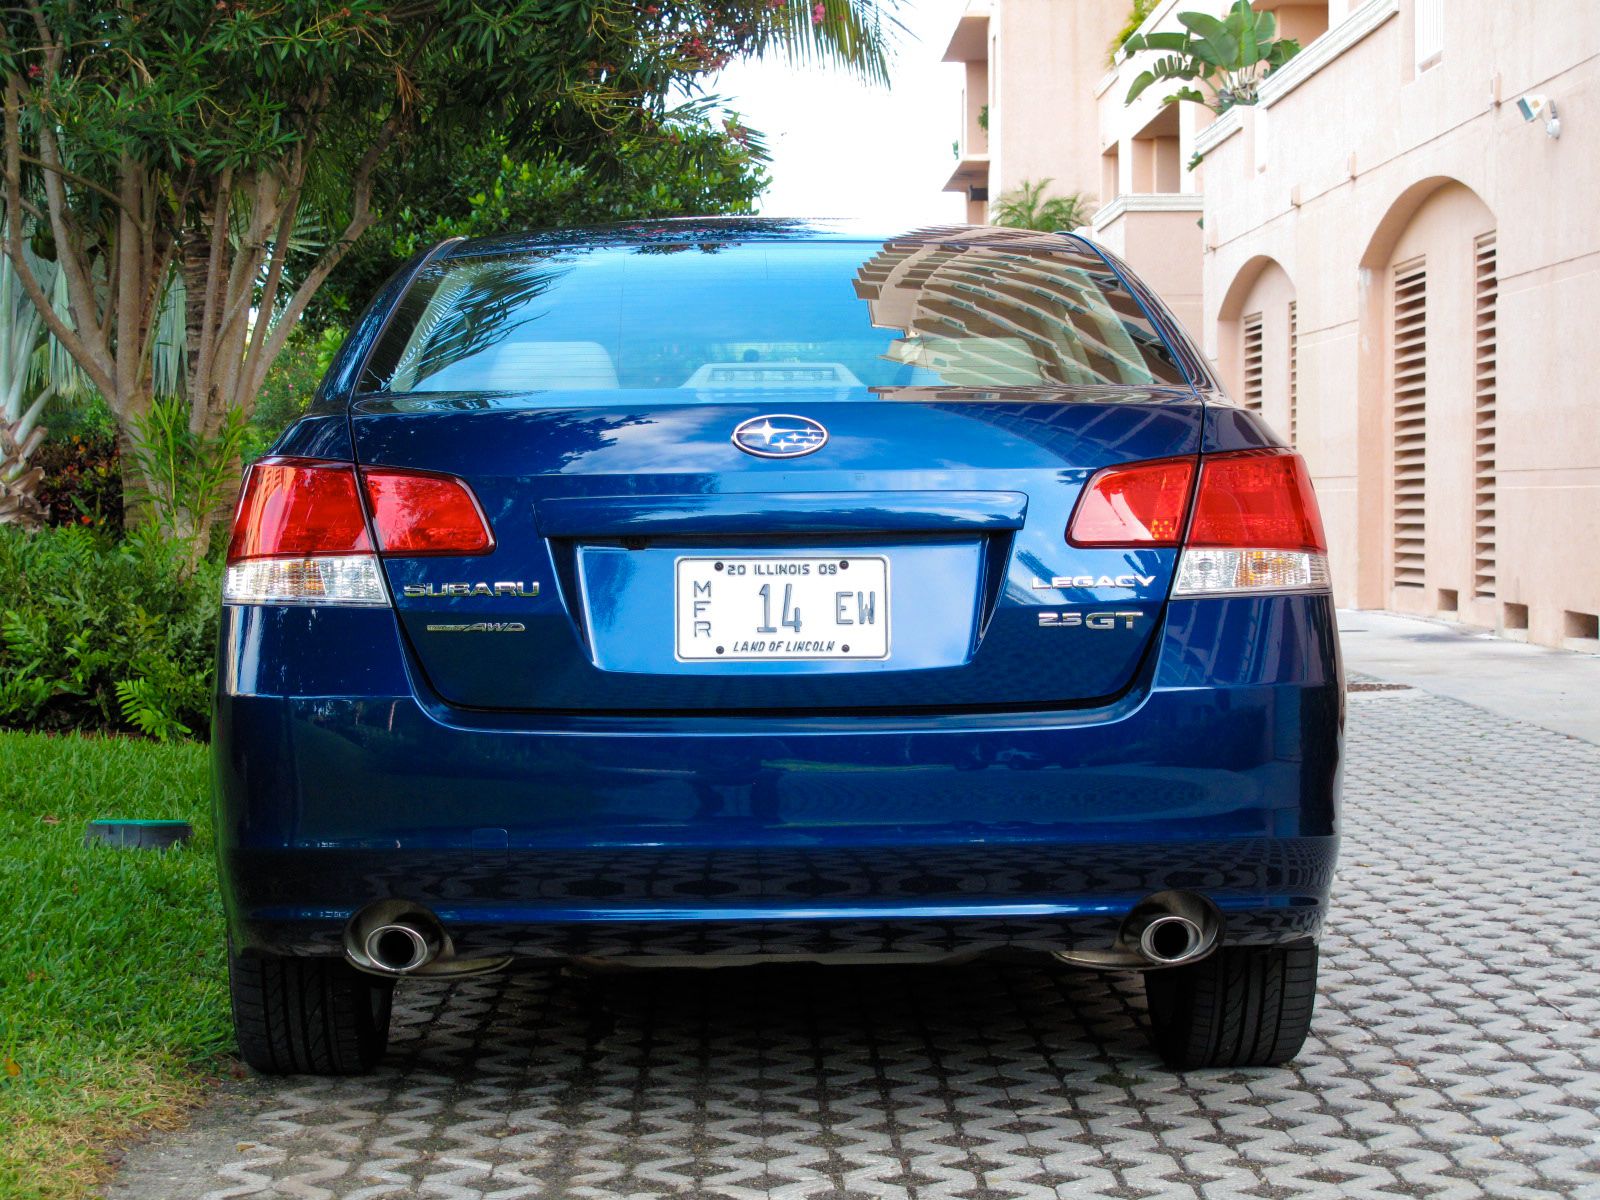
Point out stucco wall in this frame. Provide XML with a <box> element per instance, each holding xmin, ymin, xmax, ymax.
<box><xmin>1201</xmin><ymin>0</ymin><xmax>1600</xmax><ymax>650</ymax></box>
<box><xmin>990</xmin><ymin>0</ymin><xmax>1126</xmax><ymax>207</ymax></box>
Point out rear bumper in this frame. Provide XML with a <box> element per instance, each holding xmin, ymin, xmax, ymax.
<box><xmin>214</xmin><ymin>594</ymin><xmax>1343</xmax><ymax>961</ymax></box>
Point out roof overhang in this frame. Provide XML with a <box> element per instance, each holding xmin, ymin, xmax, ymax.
<box><xmin>942</xmin><ymin>156</ymin><xmax>991</xmax><ymax>195</ymax></box>
<box><xmin>942</xmin><ymin>9</ymin><xmax>990</xmax><ymax>62</ymax></box>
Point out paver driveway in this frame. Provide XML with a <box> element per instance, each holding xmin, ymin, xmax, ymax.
<box><xmin>111</xmin><ymin>683</ymin><xmax>1600</xmax><ymax>1199</ymax></box>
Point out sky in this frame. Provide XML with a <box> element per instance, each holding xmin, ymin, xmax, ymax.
<box><xmin>708</xmin><ymin>0</ymin><xmax>971</xmax><ymax>230</ymax></box>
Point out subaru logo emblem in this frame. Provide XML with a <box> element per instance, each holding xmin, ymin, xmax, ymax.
<box><xmin>730</xmin><ymin>414</ymin><xmax>829</xmax><ymax>459</ymax></box>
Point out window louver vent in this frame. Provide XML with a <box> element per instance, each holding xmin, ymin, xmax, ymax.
<box><xmin>1473</xmin><ymin>233</ymin><xmax>1497</xmax><ymax>598</ymax></box>
<box><xmin>1287</xmin><ymin>301</ymin><xmax>1299</xmax><ymax>447</ymax></box>
<box><xmin>1392</xmin><ymin>259</ymin><xmax>1427</xmax><ymax>589</ymax></box>
<box><xmin>1242</xmin><ymin>312</ymin><xmax>1264</xmax><ymax>413</ymax></box>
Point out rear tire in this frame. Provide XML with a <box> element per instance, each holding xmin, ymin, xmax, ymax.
<box><xmin>228</xmin><ymin>949</ymin><xmax>394</xmax><ymax>1075</ymax></box>
<box><xmin>1143</xmin><ymin>942</ymin><xmax>1318</xmax><ymax>1068</ymax></box>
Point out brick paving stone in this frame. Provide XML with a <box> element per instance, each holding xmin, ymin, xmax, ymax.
<box><xmin>108</xmin><ymin>688</ymin><xmax>1600</xmax><ymax>1199</ymax></box>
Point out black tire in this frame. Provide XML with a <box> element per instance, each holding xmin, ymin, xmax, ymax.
<box><xmin>1144</xmin><ymin>942</ymin><xmax>1318</xmax><ymax>1069</ymax></box>
<box><xmin>228</xmin><ymin>949</ymin><xmax>394</xmax><ymax>1075</ymax></box>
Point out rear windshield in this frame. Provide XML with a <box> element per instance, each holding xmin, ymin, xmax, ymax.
<box><xmin>357</xmin><ymin>238</ymin><xmax>1187</xmax><ymax>396</ymax></box>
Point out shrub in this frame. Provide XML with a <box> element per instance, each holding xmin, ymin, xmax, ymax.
<box><xmin>33</xmin><ymin>430</ymin><xmax>124</xmax><ymax>534</ymax></box>
<box><xmin>1108</xmin><ymin>0</ymin><xmax>1159</xmax><ymax>67</ymax></box>
<box><xmin>0</xmin><ymin>524</ymin><xmax>219</xmax><ymax>739</ymax></box>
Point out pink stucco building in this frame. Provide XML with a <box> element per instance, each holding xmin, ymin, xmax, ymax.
<box><xmin>946</xmin><ymin>0</ymin><xmax>1600</xmax><ymax>652</ymax></box>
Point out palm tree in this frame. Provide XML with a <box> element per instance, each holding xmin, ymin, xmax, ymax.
<box><xmin>0</xmin><ymin>247</ymin><xmax>90</xmax><ymax>528</ymax></box>
<box><xmin>990</xmin><ymin>180</ymin><xmax>1094</xmax><ymax>232</ymax></box>
<box><xmin>747</xmin><ymin>0</ymin><xmax>907</xmax><ymax>86</ymax></box>
<box><xmin>0</xmin><ymin>234</ymin><xmax>188</xmax><ymax>530</ymax></box>
<box><xmin>1122</xmin><ymin>1</ymin><xmax>1300</xmax><ymax>112</ymax></box>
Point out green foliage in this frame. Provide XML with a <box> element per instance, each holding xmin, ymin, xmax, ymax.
<box><xmin>127</xmin><ymin>397</ymin><xmax>249</xmax><ymax>565</ymax></box>
<box><xmin>1122</xmin><ymin>1</ymin><xmax>1301</xmax><ymax>111</ymax></box>
<box><xmin>308</xmin><ymin>122</ymin><xmax>771</xmax><ymax>325</ymax></box>
<box><xmin>0</xmin><ymin>525</ymin><xmax>219</xmax><ymax>739</ymax></box>
<box><xmin>1</xmin><ymin>0</ymin><xmax>899</xmax><ymax>543</ymax></box>
<box><xmin>37</xmin><ymin>392</ymin><xmax>116</xmax><ymax>442</ymax></box>
<box><xmin>1107</xmin><ymin>0</ymin><xmax>1160</xmax><ymax>68</ymax></box>
<box><xmin>113</xmin><ymin>678</ymin><xmax>193</xmax><ymax>742</ymax></box>
<box><xmin>978</xmin><ymin>104</ymin><xmax>989</xmax><ymax>132</ymax></box>
<box><xmin>990</xmin><ymin>180</ymin><xmax>1094</xmax><ymax>232</ymax></box>
<box><xmin>33</xmin><ymin>429</ymin><xmax>124</xmax><ymax>534</ymax></box>
<box><xmin>0</xmin><ymin>1</ymin><xmax>856</xmax><ymax>215</ymax></box>
<box><xmin>0</xmin><ymin>730</ymin><xmax>224</xmax><ymax>1200</ymax></box>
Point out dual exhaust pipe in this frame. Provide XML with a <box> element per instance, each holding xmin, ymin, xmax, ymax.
<box><xmin>347</xmin><ymin>894</ymin><xmax>1218</xmax><ymax>977</ymax></box>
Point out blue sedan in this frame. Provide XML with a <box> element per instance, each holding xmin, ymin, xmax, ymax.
<box><xmin>215</xmin><ymin>220</ymin><xmax>1340</xmax><ymax>1074</ymax></box>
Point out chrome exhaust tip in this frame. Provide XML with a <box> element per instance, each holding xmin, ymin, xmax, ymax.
<box><xmin>1051</xmin><ymin>891</ymin><xmax>1223</xmax><ymax>970</ymax></box>
<box><xmin>344</xmin><ymin>903</ymin><xmax>509</xmax><ymax>978</ymax></box>
<box><xmin>1137</xmin><ymin>913</ymin><xmax>1206</xmax><ymax>965</ymax></box>
<box><xmin>363</xmin><ymin>922</ymin><xmax>440</xmax><ymax>974</ymax></box>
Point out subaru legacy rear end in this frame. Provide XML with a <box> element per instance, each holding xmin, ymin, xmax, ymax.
<box><xmin>214</xmin><ymin>221</ymin><xmax>1341</xmax><ymax>1075</ymax></box>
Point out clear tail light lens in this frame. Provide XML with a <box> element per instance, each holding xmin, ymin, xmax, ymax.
<box><xmin>1172</xmin><ymin>547</ymin><xmax>1331</xmax><ymax>596</ymax></box>
<box><xmin>223</xmin><ymin>556</ymin><xmax>389</xmax><ymax>607</ymax></box>
<box><xmin>224</xmin><ymin>457</ymin><xmax>493</xmax><ymax>606</ymax></box>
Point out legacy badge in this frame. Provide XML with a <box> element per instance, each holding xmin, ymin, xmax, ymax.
<box><xmin>1032</xmin><ymin>575</ymin><xmax>1155</xmax><ymax>590</ymax></box>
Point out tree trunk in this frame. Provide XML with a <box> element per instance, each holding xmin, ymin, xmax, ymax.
<box><xmin>0</xmin><ymin>415</ymin><xmax>46</xmax><ymax>528</ymax></box>
<box><xmin>113</xmin><ymin>392</ymin><xmax>154</xmax><ymax>531</ymax></box>
<box><xmin>196</xmin><ymin>447</ymin><xmax>246</xmax><ymax>562</ymax></box>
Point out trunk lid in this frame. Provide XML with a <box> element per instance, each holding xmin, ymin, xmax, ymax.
<box><xmin>352</xmin><ymin>386</ymin><xmax>1202</xmax><ymax>713</ymax></box>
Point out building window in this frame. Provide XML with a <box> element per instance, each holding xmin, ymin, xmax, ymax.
<box><xmin>1287</xmin><ymin>301</ymin><xmax>1299</xmax><ymax>447</ymax></box>
<box><xmin>1242</xmin><ymin>312</ymin><xmax>1264</xmax><ymax>413</ymax></box>
<box><xmin>1392</xmin><ymin>258</ymin><xmax>1427</xmax><ymax>589</ymax></box>
<box><xmin>1414</xmin><ymin>0</ymin><xmax>1444</xmax><ymax>71</ymax></box>
<box><xmin>1473</xmin><ymin>232</ymin><xmax>1497</xmax><ymax>598</ymax></box>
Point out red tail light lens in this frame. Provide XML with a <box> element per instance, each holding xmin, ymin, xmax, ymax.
<box><xmin>1189</xmin><ymin>451</ymin><xmax>1326</xmax><ymax>552</ymax></box>
<box><xmin>362</xmin><ymin>469</ymin><xmax>494</xmax><ymax>556</ymax></box>
<box><xmin>227</xmin><ymin>458</ymin><xmax>371</xmax><ymax>563</ymax></box>
<box><xmin>1067</xmin><ymin>457</ymin><xmax>1195</xmax><ymax>546</ymax></box>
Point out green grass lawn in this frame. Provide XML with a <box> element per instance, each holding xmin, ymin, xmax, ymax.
<box><xmin>0</xmin><ymin>731</ymin><xmax>229</xmax><ymax>1200</ymax></box>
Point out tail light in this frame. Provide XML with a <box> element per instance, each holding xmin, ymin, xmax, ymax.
<box><xmin>362</xmin><ymin>468</ymin><xmax>494</xmax><ymax>556</ymax></box>
<box><xmin>1067</xmin><ymin>449</ymin><xmax>1329</xmax><ymax>597</ymax></box>
<box><xmin>223</xmin><ymin>457</ymin><xmax>492</xmax><ymax>606</ymax></box>
<box><xmin>1175</xmin><ymin>450</ymin><xmax>1328</xmax><ymax>596</ymax></box>
<box><xmin>1066</xmin><ymin>457</ymin><xmax>1194</xmax><ymax>547</ymax></box>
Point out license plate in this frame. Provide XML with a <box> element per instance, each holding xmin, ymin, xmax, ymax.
<box><xmin>675</xmin><ymin>556</ymin><xmax>889</xmax><ymax>661</ymax></box>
